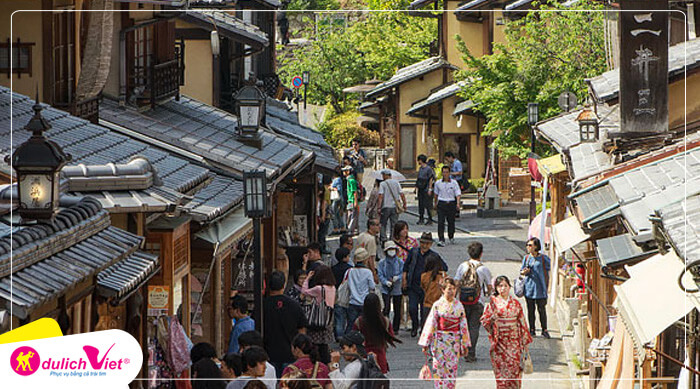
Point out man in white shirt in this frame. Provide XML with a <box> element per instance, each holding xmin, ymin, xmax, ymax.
<box><xmin>329</xmin><ymin>331</ymin><xmax>366</xmax><ymax>389</ymax></box>
<box><xmin>377</xmin><ymin>170</ymin><xmax>406</xmax><ymax>243</ymax></box>
<box><xmin>433</xmin><ymin>165</ymin><xmax>461</xmax><ymax>247</ymax></box>
<box><xmin>454</xmin><ymin>242</ymin><xmax>493</xmax><ymax>363</ymax></box>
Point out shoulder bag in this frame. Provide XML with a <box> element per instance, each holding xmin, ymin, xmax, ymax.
<box><xmin>336</xmin><ymin>269</ymin><xmax>352</xmax><ymax>307</ymax></box>
<box><xmin>521</xmin><ymin>346</ymin><xmax>533</xmax><ymax>374</ymax></box>
<box><xmin>386</xmin><ymin>182</ymin><xmax>405</xmax><ymax>214</ymax></box>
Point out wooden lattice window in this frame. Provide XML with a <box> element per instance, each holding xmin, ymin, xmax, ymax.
<box><xmin>52</xmin><ymin>11</ymin><xmax>76</xmax><ymax>106</ymax></box>
<box><xmin>173</xmin><ymin>233</ymin><xmax>188</xmax><ymax>273</ymax></box>
<box><xmin>0</xmin><ymin>39</ymin><xmax>34</xmax><ymax>77</ymax></box>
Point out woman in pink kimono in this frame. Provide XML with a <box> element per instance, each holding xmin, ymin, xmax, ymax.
<box><xmin>418</xmin><ymin>277</ymin><xmax>470</xmax><ymax>389</ymax></box>
<box><xmin>480</xmin><ymin>275</ymin><xmax>533</xmax><ymax>389</ymax></box>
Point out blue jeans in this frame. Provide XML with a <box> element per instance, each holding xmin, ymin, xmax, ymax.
<box><xmin>346</xmin><ymin>304</ymin><xmax>363</xmax><ymax>335</ymax></box>
<box><xmin>407</xmin><ymin>288</ymin><xmax>425</xmax><ymax>331</ymax></box>
<box><xmin>332</xmin><ymin>199</ymin><xmax>346</xmax><ymax>230</ymax></box>
<box><xmin>334</xmin><ymin>305</ymin><xmax>348</xmax><ymax>339</ymax></box>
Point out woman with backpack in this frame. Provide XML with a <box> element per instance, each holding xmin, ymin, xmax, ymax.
<box><xmin>352</xmin><ymin>293</ymin><xmax>401</xmax><ymax>374</ymax></box>
<box><xmin>282</xmin><ymin>334</ymin><xmax>332</xmax><ymax>389</ymax></box>
<box><xmin>481</xmin><ymin>275</ymin><xmax>532</xmax><ymax>389</ymax></box>
<box><xmin>301</xmin><ymin>265</ymin><xmax>336</xmax><ymax>364</ymax></box>
<box><xmin>418</xmin><ymin>277</ymin><xmax>470</xmax><ymax>389</ymax></box>
<box><xmin>365</xmin><ymin>179</ymin><xmax>383</xmax><ymax>221</ymax></box>
<box><xmin>520</xmin><ymin>237</ymin><xmax>551</xmax><ymax>339</ymax></box>
<box><xmin>421</xmin><ymin>253</ymin><xmax>448</xmax><ymax>322</ymax></box>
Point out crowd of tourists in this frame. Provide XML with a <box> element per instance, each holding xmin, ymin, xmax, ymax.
<box><xmin>185</xmin><ymin>141</ymin><xmax>552</xmax><ymax>389</ymax></box>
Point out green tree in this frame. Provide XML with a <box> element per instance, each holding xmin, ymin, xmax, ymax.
<box><xmin>278</xmin><ymin>7</ymin><xmax>436</xmax><ymax>114</ymax></box>
<box><xmin>455</xmin><ymin>0</ymin><xmax>608</xmax><ymax>158</ymax></box>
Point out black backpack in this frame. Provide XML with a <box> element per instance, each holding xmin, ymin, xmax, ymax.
<box><xmin>356</xmin><ymin>354</ymin><xmax>390</xmax><ymax>389</ymax></box>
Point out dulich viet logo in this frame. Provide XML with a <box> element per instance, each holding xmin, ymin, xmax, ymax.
<box><xmin>11</xmin><ymin>346</ymin><xmax>41</xmax><ymax>376</ymax></box>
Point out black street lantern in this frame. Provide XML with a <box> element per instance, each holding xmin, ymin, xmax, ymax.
<box><xmin>243</xmin><ymin>169</ymin><xmax>268</xmax><ymax>335</ymax></box>
<box><xmin>576</xmin><ymin>104</ymin><xmax>599</xmax><ymax>143</ymax></box>
<box><xmin>527</xmin><ymin>102</ymin><xmax>539</xmax><ymax>126</ymax></box>
<box><xmin>5</xmin><ymin>96</ymin><xmax>71</xmax><ymax>220</ymax></box>
<box><xmin>243</xmin><ymin>170</ymin><xmax>268</xmax><ymax>219</ymax></box>
<box><xmin>234</xmin><ymin>85</ymin><xmax>266</xmax><ymax>148</ymax></box>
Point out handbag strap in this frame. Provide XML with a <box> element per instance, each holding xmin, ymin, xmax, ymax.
<box><xmin>387</xmin><ymin>181</ymin><xmax>400</xmax><ymax>205</ymax></box>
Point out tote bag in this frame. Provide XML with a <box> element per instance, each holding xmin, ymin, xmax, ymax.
<box><xmin>303</xmin><ymin>286</ymin><xmax>334</xmax><ymax>330</ymax></box>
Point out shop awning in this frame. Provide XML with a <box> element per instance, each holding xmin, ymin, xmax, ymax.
<box><xmin>614</xmin><ymin>252</ymin><xmax>700</xmax><ymax>359</ymax></box>
<box><xmin>551</xmin><ymin>216</ymin><xmax>590</xmax><ymax>254</ymax></box>
<box><xmin>195</xmin><ymin>207</ymin><xmax>252</xmax><ymax>255</ymax></box>
<box><xmin>537</xmin><ymin>154</ymin><xmax>567</xmax><ymax>176</ymax></box>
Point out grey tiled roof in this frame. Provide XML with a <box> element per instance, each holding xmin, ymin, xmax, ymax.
<box><xmin>657</xmin><ymin>193</ymin><xmax>700</xmax><ymax>264</ymax></box>
<box><xmin>505</xmin><ymin>0</ymin><xmax>533</xmax><ymax>10</ymax></box>
<box><xmin>587</xmin><ymin>38</ymin><xmax>700</xmax><ymax>102</ymax></box>
<box><xmin>366</xmin><ymin>57</ymin><xmax>457</xmax><ymax>98</ymax></box>
<box><xmin>0</xmin><ymin>87</ymin><xmax>241</xmax><ymax>221</ymax></box>
<box><xmin>456</xmin><ymin>0</ymin><xmax>491</xmax><ymax>11</ymax></box>
<box><xmin>569</xmin><ymin>142</ymin><xmax>612</xmax><ymax>180</ymax></box>
<box><xmin>534</xmin><ymin>104</ymin><xmax>619</xmax><ymax>153</ymax></box>
<box><xmin>571</xmin><ymin>144</ymin><xmax>700</xmax><ymax>239</ymax></box>
<box><xmin>407</xmin><ymin>81</ymin><xmax>465</xmax><ymax>116</ymax></box>
<box><xmin>97</xmin><ymin>250</ymin><xmax>159</xmax><ymax>299</ymax></box>
<box><xmin>182</xmin><ymin>11</ymin><xmax>269</xmax><ymax>47</ymax></box>
<box><xmin>408</xmin><ymin>0</ymin><xmax>439</xmax><ymax>9</ymax></box>
<box><xmin>190</xmin><ymin>0</ymin><xmax>281</xmax><ymax>7</ymax></box>
<box><xmin>266</xmin><ymin>101</ymin><xmax>338</xmax><ymax>172</ymax></box>
<box><xmin>0</xmin><ymin>198</ymin><xmax>157</xmax><ymax>319</ymax></box>
<box><xmin>453</xmin><ymin>100</ymin><xmax>476</xmax><ymax>116</ymax></box>
<box><xmin>595</xmin><ymin>233</ymin><xmax>649</xmax><ymax>268</ymax></box>
<box><xmin>571</xmin><ymin>183</ymin><xmax>621</xmax><ymax>228</ymax></box>
<box><xmin>100</xmin><ymin>97</ymin><xmax>303</xmax><ymax>179</ymax></box>
<box><xmin>185</xmin><ymin>175</ymin><xmax>243</xmax><ymax>222</ymax></box>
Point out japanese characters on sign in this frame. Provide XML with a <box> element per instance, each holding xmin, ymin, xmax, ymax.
<box><xmin>619</xmin><ymin>1</ymin><xmax>668</xmax><ymax>136</ymax></box>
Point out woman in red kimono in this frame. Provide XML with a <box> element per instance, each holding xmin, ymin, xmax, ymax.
<box><xmin>481</xmin><ymin>275</ymin><xmax>533</xmax><ymax>389</ymax></box>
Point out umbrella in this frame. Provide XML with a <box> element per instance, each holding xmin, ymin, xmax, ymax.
<box><xmin>528</xmin><ymin>208</ymin><xmax>551</xmax><ymax>245</ymax></box>
<box><xmin>371</xmin><ymin>169</ymin><xmax>406</xmax><ymax>182</ymax></box>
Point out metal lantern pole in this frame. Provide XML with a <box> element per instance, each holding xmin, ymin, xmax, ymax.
<box><xmin>253</xmin><ymin>216</ymin><xmax>262</xmax><ymax>334</ymax></box>
<box><xmin>302</xmin><ymin>71</ymin><xmax>309</xmax><ymax>110</ymax></box>
<box><xmin>528</xmin><ymin>103</ymin><xmax>539</xmax><ymax>222</ymax></box>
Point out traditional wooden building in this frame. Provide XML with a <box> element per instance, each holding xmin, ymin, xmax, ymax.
<box><xmin>536</xmin><ymin>36</ymin><xmax>700</xmax><ymax>388</ymax></box>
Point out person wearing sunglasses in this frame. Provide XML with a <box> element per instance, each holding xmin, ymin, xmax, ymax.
<box><xmin>519</xmin><ymin>237</ymin><xmax>551</xmax><ymax>339</ymax></box>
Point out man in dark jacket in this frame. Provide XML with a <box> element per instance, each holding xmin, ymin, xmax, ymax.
<box><xmin>401</xmin><ymin>232</ymin><xmax>448</xmax><ymax>337</ymax></box>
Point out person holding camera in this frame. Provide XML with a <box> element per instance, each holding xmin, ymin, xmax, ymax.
<box><xmin>520</xmin><ymin>237</ymin><xmax>551</xmax><ymax>339</ymax></box>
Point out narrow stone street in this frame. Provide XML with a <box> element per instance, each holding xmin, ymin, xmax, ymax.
<box><xmin>326</xmin><ymin>177</ymin><xmax>574</xmax><ymax>388</ymax></box>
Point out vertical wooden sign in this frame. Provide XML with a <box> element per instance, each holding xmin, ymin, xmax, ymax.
<box><xmin>619</xmin><ymin>1</ymin><xmax>669</xmax><ymax>136</ymax></box>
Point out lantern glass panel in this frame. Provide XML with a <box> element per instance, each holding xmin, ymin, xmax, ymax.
<box><xmin>240</xmin><ymin>105</ymin><xmax>261</xmax><ymax>128</ymax></box>
<box><xmin>19</xmin><ymin>173</ymin><xmax>54</xmax><ymax>210</ymax></box>
<box><xmin>528</xmin><ymin>103</ymin><xmax>539</xmax><ymax>125</ymax></box>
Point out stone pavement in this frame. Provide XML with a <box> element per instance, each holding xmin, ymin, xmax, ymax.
<box><xmin>324</xmin><ymin>178</ymin><xmax>575</xmax><ymax>388</ymax></box>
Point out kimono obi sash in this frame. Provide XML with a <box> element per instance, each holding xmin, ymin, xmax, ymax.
<box><xmin>495</xmin><ymin>316</ymin><xmax>518</xmax><ymax>330</ymax></box>
<box><xmin>437</xmin><ymin>316</ymin><xmax>460</xmax><ymax>332</ymax></box>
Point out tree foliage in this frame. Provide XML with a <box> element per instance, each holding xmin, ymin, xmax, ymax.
<box><xmin>278</xmin><ymin>6</ymin><xmax>436</xmax><ymax>114</ymax></box>
<box><xmin>318</xmin><ymin>110</ymin><xmax>380</xmax><ymax>148</ymax></box>
<box><xmin>455</xmin><ymin>0</ymin><xmax>608</xmax><ymax>158</ymax></box>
